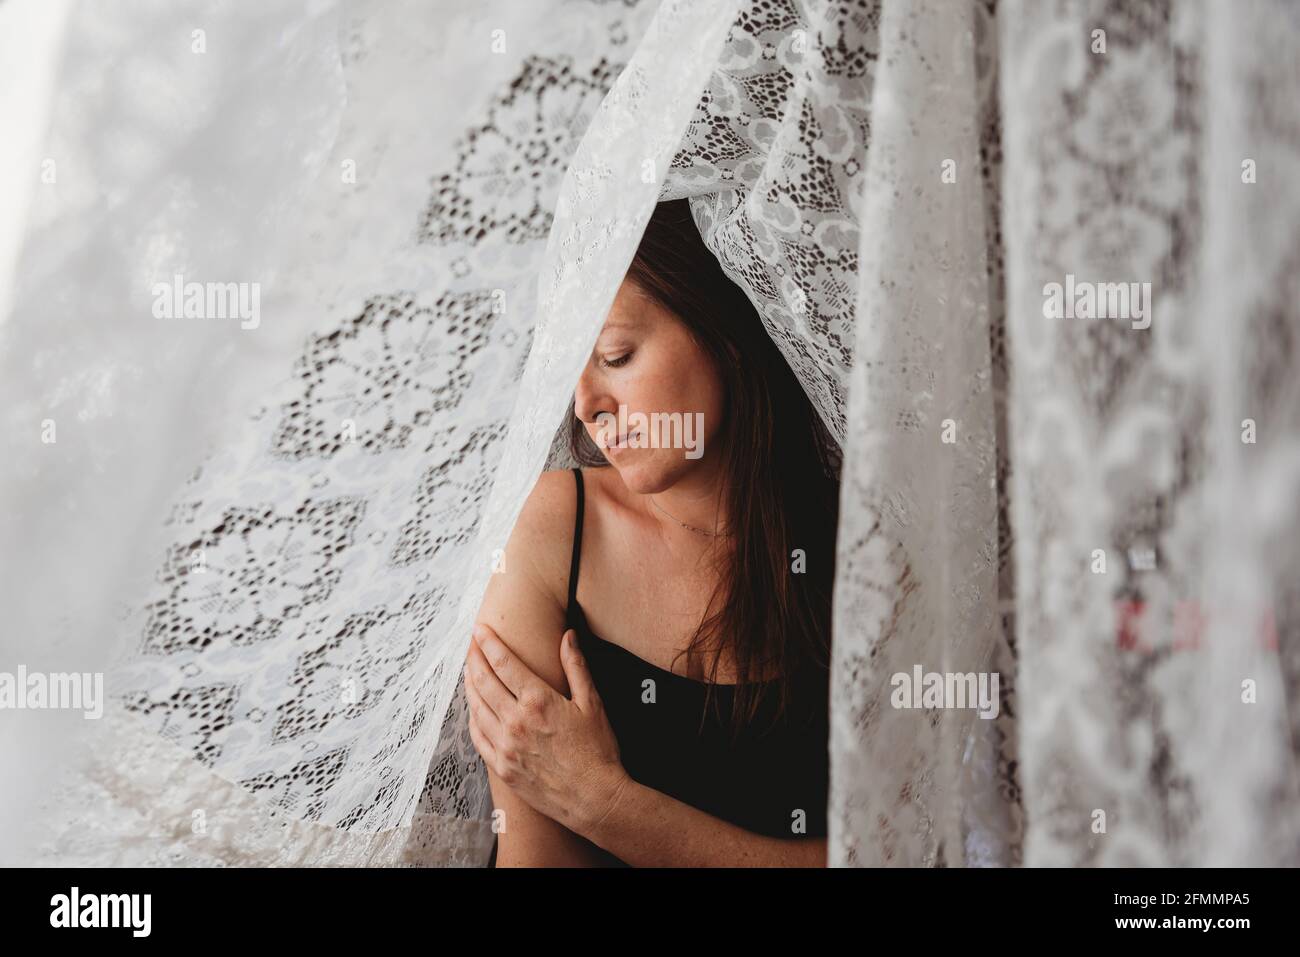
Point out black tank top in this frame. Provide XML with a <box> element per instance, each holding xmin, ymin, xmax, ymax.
<box><xmin>562</xmin><ymin>467</ymin><xmax>830</xmax><ymax>866</ymax></box>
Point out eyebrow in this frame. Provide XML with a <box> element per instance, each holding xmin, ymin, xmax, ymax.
<box><xmin>598</xmin><ymin>318</ymin><xmax>638</xmax><ymax>336</ymax></box>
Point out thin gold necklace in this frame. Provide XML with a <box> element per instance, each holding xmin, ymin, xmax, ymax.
<box><xmin>648</xmin><ymin>496</ymin><xmax>728</xmax><ymax>537</ymax></box>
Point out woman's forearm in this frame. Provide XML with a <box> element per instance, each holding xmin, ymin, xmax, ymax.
<box><xmin>576</xmin><ymin>772</ymin><xmax>827</xmax><ymax>867</ymax></box>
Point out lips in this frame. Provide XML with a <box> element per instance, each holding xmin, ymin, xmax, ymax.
<box><xmin>604</xmin><ymin>431</ymin><xmax>639</xmax><ymax>451</ymax></box>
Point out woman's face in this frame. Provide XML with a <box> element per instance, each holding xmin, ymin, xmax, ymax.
<box><xmin>574</xmin><ymin>278</ymin><xmax>726</xmax><ymax>494</ymax></box>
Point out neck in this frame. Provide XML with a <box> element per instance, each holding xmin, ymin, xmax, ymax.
<box><xmin>644</xmin><ymin>456</ymin><xmax>730</xmax><ymax>540</ymax></box>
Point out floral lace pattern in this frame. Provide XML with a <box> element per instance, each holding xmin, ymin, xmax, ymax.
<box><xmin>9</xmin><ymin>0</ymin><xmax>662</xmax><ymax>866</ymax></box>
<box><xmin>1002</xmin><ymin>0</ymin><xmax>1300</xmax><ymax>866</ymax></box>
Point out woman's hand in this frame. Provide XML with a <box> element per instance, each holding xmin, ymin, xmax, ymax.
<box><xmin>464</xmin><ymin>622</ymin><xmax>630</xmax><ymax>837</ymax></box>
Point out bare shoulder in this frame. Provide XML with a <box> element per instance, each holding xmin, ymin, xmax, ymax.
<box><xmin>506</xmin><ymin>468</ymin><xmax>584</xmax><ymax>591</ymax></box>
<box><xmin>516</xmin><ymin>467</ymin><xmax>583</xmax><ymax>535</ymax></box>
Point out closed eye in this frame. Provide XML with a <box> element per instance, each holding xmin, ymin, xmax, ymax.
<box><xmin>599</xmin><ymin>352</ymin><xmax>632</xmax><ymax>369</ymax></box>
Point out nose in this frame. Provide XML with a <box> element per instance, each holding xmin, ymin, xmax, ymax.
<box><xmin>573</xmin><ymin>361</ymin><xmax>615</xmax><ymax>427</ymax></box>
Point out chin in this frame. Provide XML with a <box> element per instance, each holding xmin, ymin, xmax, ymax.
<box><xmin>608</xmin><ymin>452</ymin><xmax>687</xmax><ymax>495</ymax></box>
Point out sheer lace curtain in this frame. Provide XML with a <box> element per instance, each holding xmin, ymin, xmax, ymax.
<box><xmin>1003</xmin><ymin>0</ymin><xmax>1300</xmax><ymax>866</ymax></box>
<box><xmin>1</xmin><ymin>0</ymin><xmax>1295</xmax><ymax>868</ymax></box>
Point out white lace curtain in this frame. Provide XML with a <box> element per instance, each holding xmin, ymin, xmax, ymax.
<box><xmin>1</xmin><ymin>0</ymin><xmax>1296</xmax><ymax>867</ymax></box>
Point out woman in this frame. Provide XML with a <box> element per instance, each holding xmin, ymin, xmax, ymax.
<box><xmin>463</xmin><ymin>199</ymin><xmax>840</xmax><ymax>866</ymax></box>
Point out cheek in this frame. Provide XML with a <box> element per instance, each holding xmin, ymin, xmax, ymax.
<box><xmin>655</xmin><ymin>354</ymin><xmax>726</xmax><ymax>460</ymax></box>
<box><xmin>612</xmin><ymin>365</ymin><xmax>680</xmax><ymax>419</ymax></box>
<box><xmin>676</xmin><ymin>351</ymin><xmax>725</xmax><ymax>428</ymax></box>
<box><xmin>653</xmin><ymin>347</ymin><xmax>721</xmax><ymax>415</ymax></box>
<box><xmin>610</xmin><ymin>337</ymin><xmax>725</xmax><ymax>434</ymax></box>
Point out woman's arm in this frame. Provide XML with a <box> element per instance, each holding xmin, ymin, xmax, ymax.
<box><xmin>469</xmin><ymin>615</ymin><xmax>829</xmax><ymax>868</ymax></box>
<box><xmin>576</xmin><ymin>772</ymin><xmax>828</xmax><ymax>868</ymax></box>
<box><xmin>472</xmin><ymin>471</ymin><xmax>610</xmax><ymax>867</ymax></box>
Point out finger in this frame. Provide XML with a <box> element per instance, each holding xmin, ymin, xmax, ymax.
<box><xmin>464</xmin><ymin>667</ymin><xmax>506</xmax><ymax>753</ymax></box>
<box><xmin>466</xmin><ymin>699</ymin><xmax>498</xmax><ymax>766</ymax></box>
<box><xmin>464</xmin><ymin>661</ymin><xmax>493</xmax><ymax>720</ymax></box>
<box><xmin>559</xmin><ymin>629</ymin><xmax>598</xmax><ymax>711</ymax></box>
<box><xmin>466</xmin><ymin>638</ymin><xmax>515</xmax><ymax>720</ymax></box>
<box><xmin>474</xmin><ymin>622</ymin><xmax>549</xmax><ymax>702</ymax></box>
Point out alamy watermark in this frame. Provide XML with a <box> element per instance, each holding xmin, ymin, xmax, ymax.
<box><xmin>151</xmin><ymin>273</ymin><xmax>260</xmax><ymax>329</ymax></box>
<box><xmin>1042</xmin><ymin>273</ymin><xmax>1152</xmax><ymax>330</ymax></box>
<box><xmin>595</xmin><ymin>404</ymin><xmax>705</xmax><ymax>460</ymax></box>
<box><xmin>50</xmin><ymin>887</ymin><xmax>150</xmax><ymax>937</ymax></box>
<box><xmin>890</xmin><ymin>665</ymin><xmax>1000</xmax><ymax>719</ymax></box>
<box><xmin>0</xmin><ymin>666</ymin><xmax>104</xmax><ymax>719</ymax></box>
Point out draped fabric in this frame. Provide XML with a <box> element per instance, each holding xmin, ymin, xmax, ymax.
<box><xmin>1003</xmin><ymin>0</ymin><xmax>1300</xmax><ymax>866</ymax></box>
<box><xmin>1</xmin><ymin>0</ymin><xmax>1296</xmax><ymax>867</ymax></box>
<box><xmin>826</xmin><ymin>0</ymin><xmax>1012</xmax><ymax>866</ymax></box>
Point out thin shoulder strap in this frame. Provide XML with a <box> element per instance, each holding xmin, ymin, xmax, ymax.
<box><xmin>565</xmin><ymin>467</ymin><xmax>585</xmax><ymax>623</ymax></box>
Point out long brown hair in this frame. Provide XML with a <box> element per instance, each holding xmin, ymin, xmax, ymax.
<box><xmin>569</xmin><ymin>198</ymin><xmax>841</xmax><ymax>742</ymax></box>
